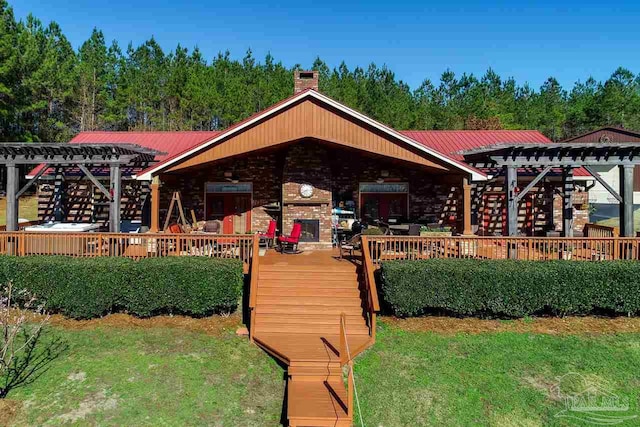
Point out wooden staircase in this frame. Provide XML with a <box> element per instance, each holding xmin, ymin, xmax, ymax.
<box><xmin>249</xmin><ymin>248</ymin><xmax>376</xmax><ymax>427</ymax></box>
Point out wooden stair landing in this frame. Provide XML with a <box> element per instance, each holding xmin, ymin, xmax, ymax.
<box><xmin>252</xmin><ymin>250</ymin><xmax>372</xmax><ymax>427</ymax></box>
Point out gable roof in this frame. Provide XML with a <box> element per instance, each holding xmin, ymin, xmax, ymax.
<box><xmin>562</xmin><ymin>127</ymin><xmax>640</xmax><ymax>143</ymax></box>
<box><xmin>135</xmin><ymin>89</ymin><xmax>488</xmax><ymax>181</ymax></box>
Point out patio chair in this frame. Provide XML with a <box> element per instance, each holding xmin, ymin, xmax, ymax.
<box><xmin>339</xmin><ymin>233</ymin><xmax>361</xmax><ymax>260</ymax></box>
<box><xmin>259</xmin><ymin>220</ymin><xmax>277</xmax><ymax>248</ymax></box>
<box><xmin>407</xmin><ymin>223</ymin><xmax>421</xmax><ymax>236</ymax></box>
<box><xmin>277</xmin><ymin>223</ymin><xmax>302</xmax><ymax>254</ymax></box>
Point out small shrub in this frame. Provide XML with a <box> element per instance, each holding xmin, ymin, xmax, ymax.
<box><xmin>0</xmin><ymin>256</ymin><xmax>243</xmax><ymax>319</ymax></box>
<box><xmin>1</xmin><ymin>282</ymin><xmax>66</xmax><ymax>398</ymax></box>
<box><xmin>380</xmin><ymin>259</ymin><xmax>640</xmax><ymax>318</ymax></box>
<box><xmin>362</xmin><ymin>227</ymin><xmax>384</xmax><ymax>236</ymax></box>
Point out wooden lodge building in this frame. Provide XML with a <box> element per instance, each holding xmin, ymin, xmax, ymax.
<box><xmin>30</xmin><ymin>71</ymin><xmax>597</xmax><ymax>246</ymax></box>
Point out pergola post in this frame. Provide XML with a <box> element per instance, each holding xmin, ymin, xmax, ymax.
<box><xmin>149</xmin><ymin>176</ymin><xmax>161</xmax><ymax>233</ymax></box>
<box><xmin>620</xmin><ymin>165</ymin><xmax>635</xmax><ymax>237</ymax></box>
<box><xmin>562</xmin><ymin>167</ymin><xmax>574</xmax><ymax>237</ymax></box>
<box><xmin>53</xmin><ymin>167</ymin><xmax>65</xmax><ymax>222</ymax></box>
<box><xmin>505</xmin><ymin>166</ymin><xmax>518</xmax><ymax>237</ymax></box>
<box><xmin>109</xmin><ymin>164</ymin><xmax>122</xmax><ymax>232</ymax></box>
<box><xmin>5</xmin><ymin>164</ymin><xmax>19</xmax><ymax>231</ymax></box>
<box><xmin>462</xmin><ymin>176</ymin><xmax>473</xmax><ymax>235</ymax></box>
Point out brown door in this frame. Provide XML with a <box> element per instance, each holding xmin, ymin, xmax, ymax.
<box><xmin>361</xmin><ymin>194</ymin><xmax>408</xmax><ymax>223</ymax></box>
<box><xmin>207</xmin><ymin>194</ymin><xmax>251</xmax><ymax>234</ymax></box>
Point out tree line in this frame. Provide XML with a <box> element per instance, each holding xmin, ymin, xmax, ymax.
<box><xmin>1</xmin><ymin>0</ymin><xmax>640</xmax><ymax>143</ymax></box>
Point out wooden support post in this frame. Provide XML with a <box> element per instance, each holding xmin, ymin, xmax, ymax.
<box><xmin>462</xmin><ymin>176</ymin><xmax>473</xmax><ymax>235</ymax></box>
<box><xmin>620</xmin><ymin>165</ymin><xmax>635</xmax><ymax>237</ymax></box>
<box><xmin>5</xmin><ymin>164</ymin><xmax>19</xmax><ymax>232</ymax></box>
<box><xmin>109</xmin><ymin>164</ymin><xmax>122</xmax><ymax>233</ymax></box>
<box><xmin>562</xmin><ymin>167</ymin><xmax>574</xmax><ymax>238</ymax></box>
<box><xmin>53</xmin><ymin>167</ymin><xmax>65</xmax><ymax>222</ymax></box>
<box><xmin>505</xmin><ymin>166</ymin><xmax>518</xmax><ymax>237</ymax></box>
<box><xmin>150</xmin><ymin>176</ymin><xmax>161</xmax><ymax>233</ymax></box>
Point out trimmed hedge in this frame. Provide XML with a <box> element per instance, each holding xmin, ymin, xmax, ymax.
<box><xmin>380</xmin><ymin>259</ymin><xmax>640</xmax><ymax>317</ymax></box>
<box><xmin>0</xmin><ymin>256</ymin><xmax>243</xmax><ymax>319</ymax></box>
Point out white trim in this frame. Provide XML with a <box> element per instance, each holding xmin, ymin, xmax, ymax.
<box><xmin>136</xmin><ymin>90</ymin><xmax>487</xmax><ymax>181</ymax></box>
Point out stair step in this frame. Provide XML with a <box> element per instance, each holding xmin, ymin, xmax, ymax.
<box><xmin>258</xmin><ymin>279</ymin><xmax>359</xmax><ymax>289</ymax></box>
<box><xmin>257</xmin><ymin>287</ymin><xmax>361</xmax><ymax>297</ymax></box>
<box><xmin>257</xmin><ymin>296</ymin><xmax>363</xmax><ymax>306</ymax></box>
<box><xmin>287</xmin><ymin>363</ymin><xmax>342</xmax><ymax>380</ymax></box>
<box><xmin>288</xmin><ymin>377</ymin><xmax>351</xmax><ymax>423</ymax></box>
<box><xmin>256</xmin><ymin>305</ymin><xmax>364</xmax><ymax>315</ymax></box>
<box><xmin>255</xmin><ymin>324</ymin><xmax>370</xmax><ymax>335</ymax></box>
<box><xmin>260</xmin><ymin>265</ymin><xmax>356</xmax><ymax>272</ymax></box>
<box><xmin>257</xmin><ymin>272</ymin><xmax>358</xmax><ymax>281</ymax></box>
<box><xmin>256</xmin><ymin>313</ymin><xmax>365</xmax><ymax>325</ymax></box>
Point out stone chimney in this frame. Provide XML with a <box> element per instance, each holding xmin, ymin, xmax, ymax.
<box><xmin>294</xmin><ymin>70</ymin><xmax>319</xmax><ymax>93</ymax></box>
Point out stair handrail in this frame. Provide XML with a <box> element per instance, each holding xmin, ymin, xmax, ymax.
<box><xmin>248</xmin><ymin>234</ymin><xmax>260</xmax><ymax>341</ymax></box>
<box><xmin>360</xmin><ymin>236</ymin><xmax>379</xmax><ymax>340</ymax></box>
<box><xmin>340</xmin><ymin>313</ymin><xmax>365</xmax><ymax>427</ymax></box>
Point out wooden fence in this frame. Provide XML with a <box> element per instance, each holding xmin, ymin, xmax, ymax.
<box><xmin>364</xmin><ymin>235</ymin><xmax>640</xmax><ymax>265</ymax></box>
<box><xmin>0</xmin><ymin>232</ymin><xmax>256</xmax><ymax>269</ymax></box>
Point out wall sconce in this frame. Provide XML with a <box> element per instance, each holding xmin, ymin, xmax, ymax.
<box><xmin>376</xmin><ymin>177</ymin><xmax>385</xmax><ymax>184</ymax></box>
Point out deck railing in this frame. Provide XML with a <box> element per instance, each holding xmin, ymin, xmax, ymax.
<box><xmin>360</xmin><ymin>236</ymin><xmax>379</xmax><ymax>340</ymax></box>
<box><xmin>0</xmin><ymin>231</ymin><xmax>256</xmax><ymax>267</ymax></box>
<box><xmin>365</xmin><ymin>235</ymin><xmax>640</xmax><ymax>264</ymax></box>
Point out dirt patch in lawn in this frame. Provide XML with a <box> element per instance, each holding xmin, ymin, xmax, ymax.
<box><xmin>382</xmin><ymin>315</ymin><xmax>640</xmax><ymax>335</ymax></box>
<box><xmin>48</xmin><ymin>312</ymin><xmax>243</xmax><ymax>337</ymax></box>
<box><xmin>0</xmin><ymin>399</ymin><xmax>21</xmax><ymax>427</ymax></box>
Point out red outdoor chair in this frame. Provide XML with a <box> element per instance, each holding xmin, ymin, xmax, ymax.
<box><xmin>277</xmin><ymin>222</ymin><xmax>303</xmax><ymax>254</ymax></box>
<box><xmin>259</xmin><ymin>220</ymin><xmax>277</xmax><ymax>248</ymax></box>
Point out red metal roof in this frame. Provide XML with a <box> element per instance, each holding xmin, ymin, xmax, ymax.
<box><xmin>70</xmin><ymin>131</ymin><xmax>221</xmax><ymax>162</ymax></box>
<box><xmin>399</xmin><ymin>130</ymin><xmax>552</xmax><ymax>160</ymax></box>
<box><xmin>28</xmin><ymin>131</ymin><xmax>221</xmax><ymax>177</ymax></box>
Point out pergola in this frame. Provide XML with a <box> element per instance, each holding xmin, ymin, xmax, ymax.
<box><xmin>463</xmin><ymin>142</ymin><xmax>640</xmax><ymax>237</ymax></box>
<box><xmin>0</xmin><ymin>143</ymin><xmax>159</xmax><ymax>232</ymax></box>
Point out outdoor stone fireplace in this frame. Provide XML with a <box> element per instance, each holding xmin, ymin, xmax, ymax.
<box><xmin>282</xmin><ymin>142</ymin><xmax>333</xmax><ymax>249</ymax></box>
<box><xmin>297</xmin><ymin>219</ymin><xmax>320</xmax><ymax>242</ymax></box>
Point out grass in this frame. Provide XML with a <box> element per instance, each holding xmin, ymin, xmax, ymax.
<box><xmin>4</xmin><ymin>320</ymin><xmax>285</xmax><ymax>426</ymax></box>
<box><xmin>595</xmin><ymin>208</ymin><xmax>640</xmax><ymax>232</ymax></box>
<box><xmin>0</xmin><ymin>195</ymin><xmax>39</xmax><ymax>225</ymax></box>
<box><xmin>3</xmin><ymin>316</ymin><xmax>640</xmax><ymax>426</ymax></box>
<box><xmin>355</xmin><ymin>320</ymin><xmax>640</xmax><ymax>426</ymax></box>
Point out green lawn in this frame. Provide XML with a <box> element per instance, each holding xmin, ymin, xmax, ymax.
<box><xmin>5</xmin><ymin>323</ymin><xmax>285</xmax><ymax>426</ymax></box>
<box><xmin>0</xmin><ymin>195</ymin><xmax>39</xmax><ymax>225</ymax></box>
<box><xmin>355</xmin><ymin>321</ymin><xmax>640</xmax><ymax>426</ymax></box>
<box><xmin>3</xmin><ymin>318</ymin><xmax>640</xmax><ymax>426</ymax></box>
<box><xmin>596</xmin><ymin>208</ymin><xmax>640</xmax><ymax>232</ymax></box>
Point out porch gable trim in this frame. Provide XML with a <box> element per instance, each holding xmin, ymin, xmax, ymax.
<box><xmin>135</xmin><ymin>90</ymin><xmax>487</xmax><ymax>181</ymax></box>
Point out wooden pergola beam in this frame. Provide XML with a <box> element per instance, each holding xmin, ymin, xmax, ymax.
<box><xmin>514</xmin><ymin>165</ymin><xmax>553</xmax><ymax>203</ymax></box>
<box><xmin>16</xmin><ymin>163</ymin><xmax>49</xmax><ymax>198</ymax></box>
<box><xmin>77</xmin><ymin>164</ymin><xmax>112</xmax><ymax>201</ymax></box>
<box><xmin>583</xmin><ymin>165</ymin><xmax>623</xmax><ymax>203</ymax></box>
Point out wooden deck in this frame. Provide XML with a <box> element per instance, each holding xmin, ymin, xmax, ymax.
<box><xmin>251</xmin><ymin>249</ymin><xmax>373</xmax><ymax>427</ymax></box>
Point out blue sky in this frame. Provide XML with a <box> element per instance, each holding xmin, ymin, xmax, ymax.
<box><xmin>12</xmin><ymin>0</ymin><xmax>640</xmax><ymax>90</ymax></box>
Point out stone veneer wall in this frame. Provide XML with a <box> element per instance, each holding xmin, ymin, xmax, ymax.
<box><xmin>159</xmin><ymin>152</ymin><xmax>282</xmax><ymax>233</ymax></box>
<box><xmin>282</xmin><ymin>143</ymin><xmax>333</xmax><ymax>248</ymax></box>
<box><xmin>552</xmin><ymin>191</ymin><xmax>590</xmax><ymax>234</ymax></box>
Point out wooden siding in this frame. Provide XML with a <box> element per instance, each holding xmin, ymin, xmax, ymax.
<box><xmin>166</xmin><ymin>99</ymin><xmax>451</xmax><ymax>173</ymax></box>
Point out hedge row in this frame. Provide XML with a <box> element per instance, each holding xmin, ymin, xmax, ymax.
<box><xmin>380</xmin><ymin>259</ymin><xmax>640</xmax><ymax>317</ymax></box>
<box><xmin>0</xmin><ymin>256</ymin><xmax>243</xmax><ymax>319</ymax></box>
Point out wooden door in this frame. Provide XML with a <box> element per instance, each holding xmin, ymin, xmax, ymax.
<box><xmin>231</xmin><ymin>194</ymin><xmax>251</xmax><ymax>234</ymax></box>
<box><xmin>207</xmin><ymin>194</ymin><xmax>251</xmax><ymax>234</ymax></box>
<box><xmin>361</xmin><ymin>194</ymin><xmax>408</xmax><ymax>223</ymax></box>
